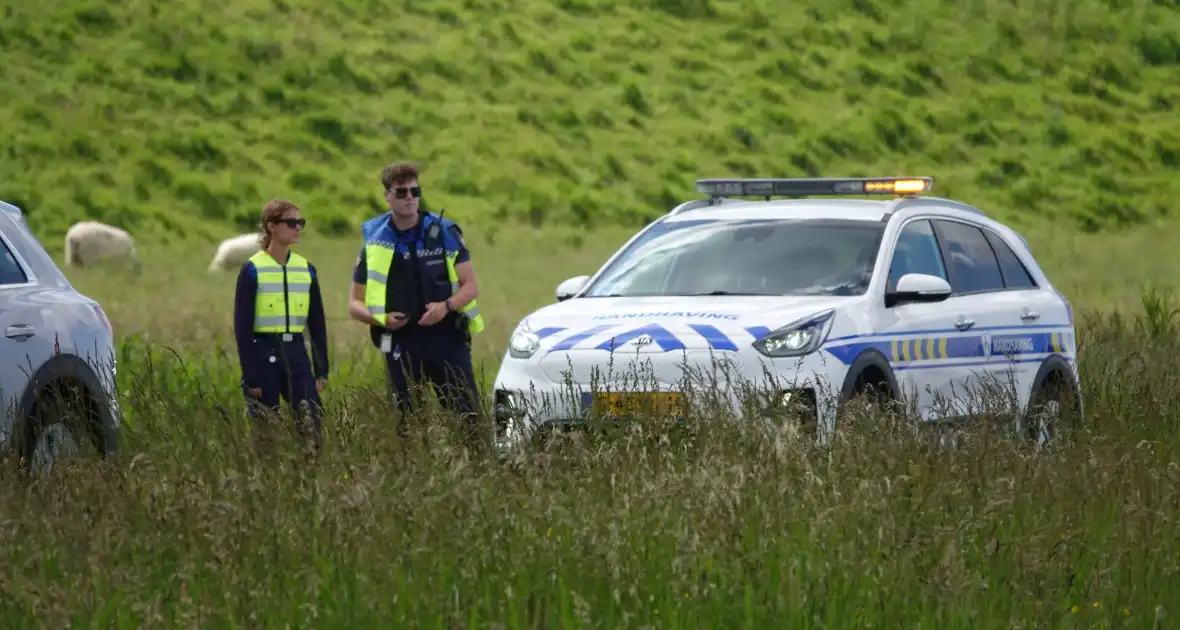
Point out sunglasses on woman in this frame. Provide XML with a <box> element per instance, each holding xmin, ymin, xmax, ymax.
<box><xmin>273</xmin><ymin>218</ymin><xmax>306</xmax><ymax>229</ymax></box>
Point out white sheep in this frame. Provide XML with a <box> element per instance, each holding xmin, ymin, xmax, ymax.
<box><xmin>63</xmin><ymin>221</ymin><xmax>140</xmax><ymax>268</ymax></box>
<box><xmin>208</xmin><ymin>233</ymin><xmax>262</xmax><ymax>272</ymax></box>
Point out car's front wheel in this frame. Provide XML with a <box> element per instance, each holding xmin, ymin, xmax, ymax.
<box><xmin>841</xmin><ymin>364</ymin><xmax>902</xmax><ymax>420</ymax></box>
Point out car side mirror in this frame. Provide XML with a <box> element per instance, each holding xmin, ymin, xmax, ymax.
<box><xmin>885</xmin><ymin>273</ymin><xmax>952</xmax><ymax>307</ymax></box>
<box><xmin>555</xmin><ymin>275</ymin><xmax>590</xmax><ymax>302</ymax></box>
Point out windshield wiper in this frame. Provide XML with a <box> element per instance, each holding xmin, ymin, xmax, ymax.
<box><xmin>686</xmin><ymin>290</ymin><xmax>775</xmax><ymax>296</ymax></box>
<box><xmin>796</xmin><ymin>282</ymin><xmax>864</xmax><ymax>296</ymax></box>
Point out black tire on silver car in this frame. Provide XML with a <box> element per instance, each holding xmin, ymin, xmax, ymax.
<box><xmin>14</xmin><ymin>358</ymin><xmax>117</xmax><ymax>478</ymax></box>
<box><xmin>21</xmin><ymin>379</ymin><xmax>107</xmax><ymax>476</ymax></box>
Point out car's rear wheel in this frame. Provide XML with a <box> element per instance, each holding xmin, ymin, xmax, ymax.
<box><xmin>1019</xmin><ymin>369</ymin><xmax>1079</xmax><ymax>449</ymax></box>
<box><xmin>21</xmin><ymin>378</ymin><xmax>107</xmax><ymax>477</ymax></box>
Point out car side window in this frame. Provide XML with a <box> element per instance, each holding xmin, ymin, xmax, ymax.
<box><xmin>888</xmin><ymin>219</ymin><xmax>948</xmax><ymax>291</ymax></box>
<box><xmin>933</xmin><ymin>220</ymin><xmax>1005</xmax><ymax>294</ymax></box>
<box><xmin>0</xmin><ymin>237</ymin><xmax>28</xmax><ymax>286</ymax></box>
<box><xmin>983</xmin><ymin>230</ymin><xmax>1037</xmax><ymax>289</ymax></box>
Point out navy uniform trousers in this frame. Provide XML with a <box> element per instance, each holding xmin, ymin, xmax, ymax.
<box><xmin>241</xmin><ymin>333</ymin><xmax>324</xmax><ymax>451</ymax></box>
<box><xmin>384</xmin><ymin>329</ymin><xmax>483</xmax><ymax>442</ymax></box>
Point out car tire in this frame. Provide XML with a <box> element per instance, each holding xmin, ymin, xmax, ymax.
<box><xmin>1019</xmin><ymin>358</ymin><xmax>1081</xmax><ymax>449</ymax></box>
<box><xmin>849</xmin><ymin>372</ymin><xmax>895</xmax><ymax>413</ymax></box>
<box><xmin>14</xmin><ymin>356</ymin><xmax>117</xmax><ymax>478</ymax></box>
<box><xmin>834</xmin><ymin>352</ymin><xmax>902</xmax><ymax>436</ymax></box>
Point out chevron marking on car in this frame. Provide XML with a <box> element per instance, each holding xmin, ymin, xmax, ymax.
<box><xmin>534</xmin><ymin>327</ymin><xmax>568</xmax><ymax>340</ymax></box>
<box><xmin>686</xmin><ymin>324</ymin><xmax>738</xmax><ymax>351</ymax></box>
<box><xmin>744</xmin><ymin>326</ymin><xmax>772</xmax><ymax>340</ymax></box>
<box><xmin>542</xmin><ymin>322</ymin><xmax>770</xmax><ymax>354</ymax></box>
<box><xmin>549</xmin><ymin>325</ymin><xmax>617</xmax><ymax>351</ymax></box>
<box><xmin>822</xmin><ymin>328</ymin><xmax>1076</xmax><ymax>369</ymax></box>
<box><xmin>595</xmin><ymin>323</ymin><xmax>686</xmax><ymax>352</ymax></box>
<box><xmin>1049</xmin><ymin>331</ymin><xmax>1072</xmax><ymax>353</ymax></box>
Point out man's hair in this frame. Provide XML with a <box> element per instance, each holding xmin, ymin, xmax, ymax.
<box><xmin>259</xmin><ymin>199</ymin><xmax>300</xmax><ymax>248</ymax></box>
<box><xmin>381</xmin><ymin>162</ymin><xmax>420</xmax><ymax>191</ymax></box>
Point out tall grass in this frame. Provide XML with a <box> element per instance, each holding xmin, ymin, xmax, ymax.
<box><xmin>1</xmin><ymin>297</ymin><xmax>1178</xmax><ymax>627</ymax></box>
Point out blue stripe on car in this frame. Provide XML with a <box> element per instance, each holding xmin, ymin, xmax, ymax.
<box><xmin>550</xmin><ymin>325</ymin><xmax>616</xmax><ymax>351</ymax></box>
<box><xmin>595</xmin><ymin>323</ymin><xmax>686</xmax><ymax>352</ymax></box>
<box><xmin>686</xmin><ymin>324</ymin><xmax>738</xmax><ymax>351</ymax></box>
<box><xmin>822</xmin><ymin>330</ymin><xmax>1076</xmax><ymax>367</ymax></box>
<box><xmin>536</xmin><ymin>320</ymin><xmax>1076</xmax><ymax>364</ymax></box>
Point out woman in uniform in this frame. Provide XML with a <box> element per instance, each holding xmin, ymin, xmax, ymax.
<box><xmin>233</xmin><ymin>199</ymin><xmax>330</xmax><ymax>457</ymax></box>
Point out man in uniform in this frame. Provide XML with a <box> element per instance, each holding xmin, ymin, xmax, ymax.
<box><xmin>347</xmin><ymin>161</ymin><xmax>487</xmax><ymax>449</ymax></box>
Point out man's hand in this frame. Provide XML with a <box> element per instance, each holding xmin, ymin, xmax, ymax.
<box><xmin>247</xmin><ymin>387</ymin><xmax>262</xmax><ymax>398</ymax></box>
<box><xmin>385</xmin><ymin>312</ymin><xmax>409</xmax><ymax>330</ymax></box>
<box><xmin>315</xmin><ymin>378</ymin><xmax>327</xmax><ymax>393</ymax></box>
<box><xmin>419</xmin><ymin>301</ymin><xmax>448</xmax><ymax>326</ymax></box>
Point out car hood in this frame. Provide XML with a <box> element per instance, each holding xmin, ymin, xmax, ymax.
<box><xmin>518</xmin><ymin>295</ymin><xmax>854</xmax><ymax>352</ymax></box>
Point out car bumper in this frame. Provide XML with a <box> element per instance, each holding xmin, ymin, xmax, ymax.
<box><xmin>490</xmin><ymin>350</ymin><xmax>845</xmax><ymax>456</ymax></box>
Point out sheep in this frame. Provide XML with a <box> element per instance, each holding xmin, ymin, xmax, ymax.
<box><xmin>63</xmin><ymin>221</ymin><xmax>140</xmax><ymax>268</ymax></box>
<box><xmin>208</xmin><ymin>233</ymin><xmax>262</xmax><ymax>272</ymax></box>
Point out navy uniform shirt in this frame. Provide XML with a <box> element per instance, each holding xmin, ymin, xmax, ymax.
<box><xmin>352</xmin><ymin>218</ymin><xmax>470</xmax><ymax>338</ymax></box>
<box><xmin>233</xmin><ymin>256</ymin><xmax>330</xmax><ymax>389</ymax></box>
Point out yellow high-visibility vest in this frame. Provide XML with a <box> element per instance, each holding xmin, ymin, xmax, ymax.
<box><xmin>364</xmin><ymin>244</ymin><xmax>485</xmax><ymax>335</ymax></box>
<box><xmin>445</xmin><ymin>250</ymin><xmax>485</xmax><ymax>335</ymax></box>
<box><xmin>250</xmin><ymin>250</ymin><xmax>312</xmax><ymax>333</ymax></box>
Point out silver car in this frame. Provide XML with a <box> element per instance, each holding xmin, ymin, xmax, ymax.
<box><xmin>0</xmin><ymin>200</ymin><xmax>120</xmax><ymax>474</ymax></box>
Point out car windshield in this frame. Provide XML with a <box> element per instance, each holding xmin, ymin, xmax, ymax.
<box><xmin>583</xmin><ymin>218</ymin><xmax>886</xmax><ymax>298</ymax></box>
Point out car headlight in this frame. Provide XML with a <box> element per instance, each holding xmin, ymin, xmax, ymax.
<box><xmin>753</xmin><ymin>309</ymin><xmax>836</xmax><ymax>358</ymax></box>
<box><xmin>509</xmin><ymin>326</ymin><xmax>541</xmax><ymax>359</ymax></box>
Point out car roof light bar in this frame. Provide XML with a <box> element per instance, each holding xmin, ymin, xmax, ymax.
<box><xmin>695</xmin><ymin>177</ymin><xmax>934</xmax><ymax>199</ymax></box>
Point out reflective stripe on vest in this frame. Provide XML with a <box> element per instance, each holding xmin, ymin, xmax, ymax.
<box><xmin>445</xmin><ymin>251</ymin><xmax>485</xmax><ymax>335</ymax></box>
<box><xmin>363</xmin><ymin>241</ymin><xmax>486</xmax><ymax>336</ymax></box>
<box><xmin>250</xmin><ymin>250</ymin><xmax>313</xmax><ymax>333</ymax></box>
<box><xmin>364</xmin><ymin>243</ymin><xmax>396</xmax><ymax>327</ymax></box>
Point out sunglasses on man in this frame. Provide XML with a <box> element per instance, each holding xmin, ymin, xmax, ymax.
<box><xmin>391</xmin><ymin>186</ymin><xmax>422</xmax><ymax>199</ymax></box>
<box><xmin>273</xmin><ymin>218</ymin><xmax>306</xmax><ymax>229</ymax></box>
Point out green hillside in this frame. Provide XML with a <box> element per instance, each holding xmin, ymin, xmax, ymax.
<box><xmin>2</xmin><ymin>0</ymin><xmax>1179</xmax><ymax>244</ymax></box>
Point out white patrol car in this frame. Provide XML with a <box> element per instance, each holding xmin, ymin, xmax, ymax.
<box><xmin>492</xmin><ymin>176</ymin><xmax>1081</xmax><ymax>453</ymax></box>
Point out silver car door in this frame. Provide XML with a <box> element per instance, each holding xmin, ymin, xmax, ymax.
<box><xmin>0</xmin><ymin>222</ymin><xmax>51</xmax><ymax>448</ymax></box>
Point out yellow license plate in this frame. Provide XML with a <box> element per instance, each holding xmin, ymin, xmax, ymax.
<box><xmin>593</xmin><ymin>392</ymin><xmax>688</xmax><ymax>418</ymax></box>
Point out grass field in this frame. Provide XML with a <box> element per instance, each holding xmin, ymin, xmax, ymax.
<box><xmin>5</xmin><ymin>0</ymin><xmax>1180</xmax><ymax>625</ymax></box>
<box><xmin>0</xmin><ymin>221</ymin><xmax>1178</xmax><ymax>626</ymax></box>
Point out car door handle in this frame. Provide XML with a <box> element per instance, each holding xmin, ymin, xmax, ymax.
<box><xmin>1020</xmin><ymin>309</ymin><xmax>1041</xmax><ymax>321</ymax></box>
<box><xmin>954</xmin><ymin>317</ymin><xmax>975</xmax><ymax>331</ymax></box>
<box><xmin>5</xmin><ymin>324</ymin><xmax>35</xmax><ymax>339</ymax></box>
